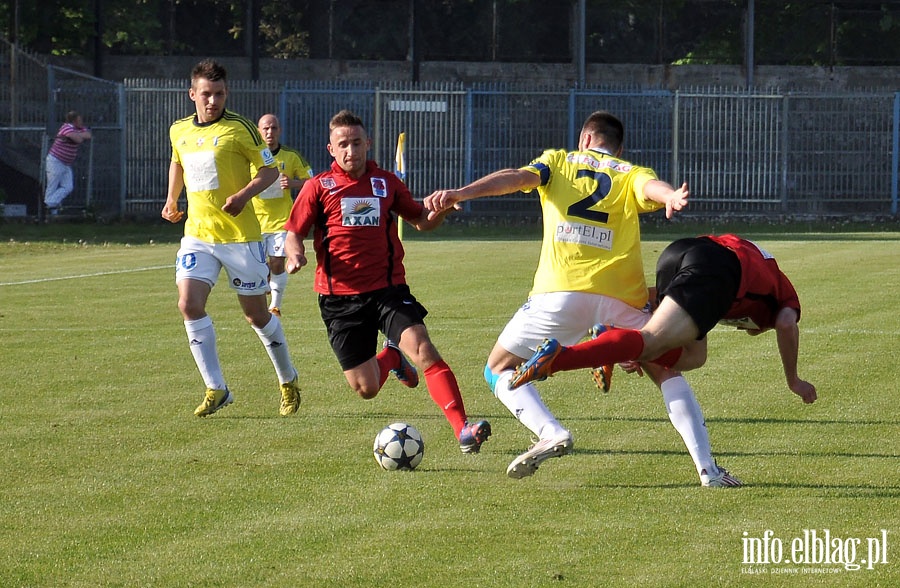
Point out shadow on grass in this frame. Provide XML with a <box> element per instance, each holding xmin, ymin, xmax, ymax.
<box><xmin>569</xmin><ymin>414</ymin><xmax>899</xmax><ymax>427</ymax></box>
<box><xmin>259</xmin><ymin>411</ymin><xmax>898</xmax><ymax>428</ymax></box>
<box><xmin>746</xmin><ymin>484</ymin><xmax>900</xmax><ymax>497</ymax></box>
<box><xmin>574</xmin><ymin>447</ymin><xmax>900</xmax><ymax>460</ymax></box>
<box><xmin>586</xmin><ymin>482</ymin><xmax>900</xmax><ymax>494</ymax></box>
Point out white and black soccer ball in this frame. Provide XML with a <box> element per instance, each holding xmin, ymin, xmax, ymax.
<box><xmin>373</xmin><ymin>422</ymin><xmax>425</xmax><ymax>471</ymax></box>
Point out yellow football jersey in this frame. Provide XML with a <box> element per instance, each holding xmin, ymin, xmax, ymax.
<box><xmin>523</xmin><ymin>148</ymin><xmax>663</xmax><ymax>308</ymax></box>
<box><xmin>251</xmin><ymin>145</ymin><xmax>313</xmax><ymax>233</ymax></box>
<box><xmin>170</xmin><ymin>110</ymin><xmax>275</xmax><ymax>243</ymax></box>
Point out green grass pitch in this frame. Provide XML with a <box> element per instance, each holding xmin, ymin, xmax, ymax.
<box><xmin>0</xmin><ymin>223</ymin><xmax>897</xmax><ymax>587</ymax></box>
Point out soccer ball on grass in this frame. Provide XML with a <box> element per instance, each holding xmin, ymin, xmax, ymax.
<box><xmin>373</xmin><ymin>422</ymin><xmax>425</xmax><ymax>471</ymax></box>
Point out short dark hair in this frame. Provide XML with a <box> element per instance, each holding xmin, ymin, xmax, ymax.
<box><xmin>64</xmin><ymin>111</ymin><xmax>81</xmax><ymax>124</ymax></box>
<box><xmin>329</xmin><ymin>109</ymin><xmax>366</xmax><ymax>132</ymax></box>
<box><xmin>191</xmin><ymin>59</ymin><xmax>227</xmax><ymax>87</ymax></box>
<box><xmin>582</xmin><ymin>111</ymin><xmax>625</xmax><ymax>153</ymax></box>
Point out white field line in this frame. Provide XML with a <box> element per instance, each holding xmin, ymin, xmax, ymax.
<box><xmin>0</xmin><ymin>265</ymin><xmax>171</xmax><ymax>286</ymax></box>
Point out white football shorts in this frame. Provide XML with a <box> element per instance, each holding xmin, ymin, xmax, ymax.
<box><xmin>497</xmin><ymin>291</ymin><xmax>652</xmax><ymax>359</ymax></box>
<box><xmin>261</xmin><ymin>231</ymin><xmax>286</xmax><ymax>258</ymax></box>
<box><xmin>175</xmin><ymin>236</ymin><xmax>270</xmax><ymax>295</ymax></box>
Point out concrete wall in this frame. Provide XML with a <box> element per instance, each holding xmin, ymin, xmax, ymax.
<box><xmin>51</xmin><ymin>55</ymin><xmax>900</xmax><ymax>91</ymax></box>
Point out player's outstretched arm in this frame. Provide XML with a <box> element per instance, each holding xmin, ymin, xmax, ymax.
<box><xmin>423</xmin><ymin>188</ymin><xmax>465</xmax><ymax>220</ymax></box>
<box><xmin>774</xmin><ymin>307</ymin><xmax>817</xmax><ymax>404</ymax></box>
<box><xmin>424</xmin><ymin>168</ymin><xmax>540</xmax><ymax>221</ymax></box>
<box><xmin>643</xmin><ymin>180</ymin><xmax>689</xmax><ymax>219</ymax></box>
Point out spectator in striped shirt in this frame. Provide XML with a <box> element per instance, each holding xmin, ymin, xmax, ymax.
<box><xmin>44</xmin><ymin>111</ymin><xmax>92</xmax><ymax>215</ymax></box>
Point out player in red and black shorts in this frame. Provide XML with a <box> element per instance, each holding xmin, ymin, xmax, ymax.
<box><xmin>654</xmin><ymin>236</ymin><xmax>743</xmax><ymax>339</ymax></box>
<box><xmin>284</xmin><ymin>110</ymin><xmax>491</xmax><ymax>454</ymax></box>
<box><xmin>510</xmin><ymin>234</ymin><xmax>817</xmax><ymax>405</ymax></box>
<box><xmin>319</xmin><ymin>284</ymin><xmax>428</xmax><ymax>371</ymax></box>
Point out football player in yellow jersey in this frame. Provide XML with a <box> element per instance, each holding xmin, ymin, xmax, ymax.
<box><xmin>425</xmin><ymin>111</ymin><xmax>740</xmax><ymax>487</ymax></box>
<box><xmin>162</xmin><ymin>59</ymin><xmax>302</xmax><ymax>418</ymax></box>
<box><xmin>252</xmin><ymin>113</ymin><xmax>313</xmax><ymax>317</ymax></box>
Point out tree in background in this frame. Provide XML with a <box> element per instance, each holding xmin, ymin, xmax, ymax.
<box><xmin>2</xmin><ymin>0</ymin><xmax>900</xmax><ymax>66</ymax></box>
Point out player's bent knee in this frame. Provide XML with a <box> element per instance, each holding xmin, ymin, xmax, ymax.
<box><xmin>355</xmin><ymin>386</ymin><xmax>379</xmax><ymax>400</ymax></box>
<box><xmin>687</xmin><ymin>341</ymin><xmax>708</xmax><ymax>369</ymax></box>
<box><xmin>673</xmin><ymin>348</ymin><xmax>707</xmax><ymax>371</ymax></box>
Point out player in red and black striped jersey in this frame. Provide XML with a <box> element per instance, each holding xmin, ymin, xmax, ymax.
<box><xmin>285</xmin><ymin>157</ymin><xmax>417</xmax><ymax>297</ymax></box>
<box><xmin>284</xmin><ymin>110</ymin><xmax>491</xmax><ymax>454</ymax></box>
<box><xmin>512</xmin><ymin>234</ymin><xmax>817</xmax><ymax>405</ymax></box>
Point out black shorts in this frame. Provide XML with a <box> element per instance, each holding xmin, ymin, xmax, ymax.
<box><xmin>318</xmin><ymin>284</ymin><xmax>428</xmax><ymax>370</ymax></box>
<box><xmin>654</xmin><ymin>237</ymin><xmax>742</xmax><ymax>339</ymax></box>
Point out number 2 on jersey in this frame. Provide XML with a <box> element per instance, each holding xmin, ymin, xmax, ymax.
<box><xmin>568</xmin><ymin>169</ymin><xmax>611</xmax><ymax>223</ymax></box>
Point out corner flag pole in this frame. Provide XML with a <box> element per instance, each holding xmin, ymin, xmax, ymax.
<box><xmin>395</xmin><ymin>131</ymin><xmax>407</xmax><ymax>240</ymax></box>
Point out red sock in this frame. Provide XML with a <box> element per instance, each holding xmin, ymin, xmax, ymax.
<box><xmin>375</xmin><ymin>346</ymin><xmax>398</xmax><ymax>388</ymax></box>
<box><xmin>650</xmin><ymin>347</ymin><xmax>683</xmax><ymax>369</ymax></box>
<box><xmin>423</xmin><ymin>360</ymin><xmax>467</xmax><ymax>438</ymax></box>
<box><xmin>551</xmin><ymin>328</ymin><xmax>685</xmax><ymax>373</ymax></box>
<box><xmin>551</xmin><ymin>328</ymin><xmax>645</xmax><ymax>372</ymax></box>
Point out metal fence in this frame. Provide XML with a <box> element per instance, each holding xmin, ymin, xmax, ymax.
<box><xmin>120</xmin><ymin>81</ymin><xmax>900</xmax><ymax>219</ymax></box>
<box><xmin>0</xmin><ymin>42</ymin><xmax>50</xmax><ymax>213</ymax></box>
<box><xmin>2</xmin><ymin>39</ymin><xmax>899</xmax><ymax>220</ymax></box>
<box><xmin>0</xmin><ymin>40</ymin><xmax>123</xmax><ymax>219</ymax></box>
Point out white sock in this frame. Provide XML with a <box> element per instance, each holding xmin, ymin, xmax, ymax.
<box><xmin>269</xmin><ymin>271</ymin><xmax>288</xmax><ymax>309</ymax></box>
<box><xmin>253</xmin><ymin>314</ymin><xmax>296</xmax><ymax>384</ymax></box>
<box><xmin>660</xmin><ymin>375</ymin><xmax>716</xmax><ymax>476</ymax></box>
<box><xmin>493</xmin><ymin>370</ymin><xmax>568</xmax><ymax>439</ymax></box>
<box><xmin>185</xmin><ymin>316</ymin><xmax>227</xmax><ymax>391</ymax></box>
